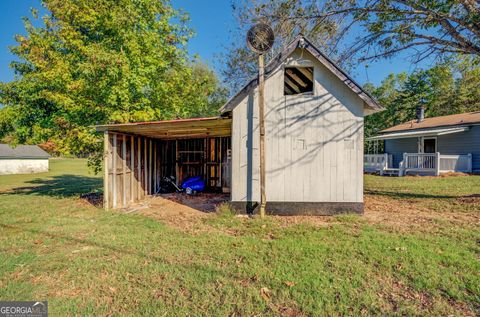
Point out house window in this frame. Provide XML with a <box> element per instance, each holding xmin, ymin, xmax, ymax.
<box><xmin>284</xmin><ymin>67</ymin><xmax>313</xmax><ymax>95</ymax></box>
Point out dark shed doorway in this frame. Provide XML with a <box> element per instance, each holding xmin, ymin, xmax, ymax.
<box><xmin>97</xmin><ymin>117</ymin><xmax>232</xmax><ymax>209</ymax></box>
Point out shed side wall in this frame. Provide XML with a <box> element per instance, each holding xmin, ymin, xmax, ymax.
<box><xmin>231</xmin><ymin>48</ymin><xmax>365</xmax><ymax>204</ymax></box>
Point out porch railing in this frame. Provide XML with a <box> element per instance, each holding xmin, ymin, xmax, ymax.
<box><xmin>400</xmin><ymin>153</ymin><xmax>438</xmax><ymax>176</ymax></box>
<box><xmin>399</xmin><ymin>152</ymin><xmax>472</xmax><ymax>176</ymax></box>
<box><xmin>364</xmin><ymin>154</ymin><xmax>392</xmax><ymax>174</ymax></box>
<box><xmin>439</xmin><ymin>154</ymin><xmax>472</xmax><ymax>173</ymax></box>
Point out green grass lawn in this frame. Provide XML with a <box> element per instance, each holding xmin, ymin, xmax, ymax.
<box><xmin>0</xmin><ymin>159</ymin><xmax>479</xmax><ymax>316</ymax></box>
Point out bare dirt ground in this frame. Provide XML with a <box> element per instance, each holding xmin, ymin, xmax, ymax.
<box><xmin>129</xmin><ymin>192</ymin><xmax>479</xmax><ymax>233</ymax></box>
<box><xmin>135</xmin><ymin>193</ymin><xmax>229</xmax><ymax>231</ymax></box>
<box><xmin>363</xmin><ymin>195</ymin><xmax>480</xmax><ymax>231</ymax></box>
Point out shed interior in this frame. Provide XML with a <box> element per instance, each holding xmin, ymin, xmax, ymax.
<box><xmin>98</xmin><ymin>117</ymin><xmax>232</xmax><ymax>210</ymax></box>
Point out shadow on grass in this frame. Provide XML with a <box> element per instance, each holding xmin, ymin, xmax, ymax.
<box><xmin>365</xmin><ymin>189</ymin><xmax>456</xmax><ymax>200</ymax></box>
<box><xmin>1</xmin><ymin>174</ymin><xmax>102</xmax><ymax>198</ymax></box>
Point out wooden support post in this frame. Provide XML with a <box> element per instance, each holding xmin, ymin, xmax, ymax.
<box><xmin>122</xmin><ymin>136</ymin><xmax>127</xmax><ymax>208</ymax></box>
<box><xmin>258</xmin><ymin>53</ymin><xmax>267</xmax><ymax>218</ymax></box>
<box><xmin>153</xmin><ymin>140</ymin><xmax>157</xmax><ymax>194</ymax></box>
<box><xmin>144</xmin><ymin>138</ymin><xmax>148</xmax><ymax>196</ymax></box>
<box><xmin>219</xmin><ymin>137</ymin><xmax>223</xmax><ymax>189</ymax></box>
<box><xmin>149</xmin><ymin>139</ymin><xmax>152</xmax><ymax>195</ymax></box>
<box><xmin>103</xmin><ymin>131</ymin><xmax>110</xmax><ymax>210</ymax></box>
<box><xmin>435</xmin><ymin>152</ymin><xmax>440</xmax><ymax>176</ymax></box>
<box><xmin>175</xmin><ymin>139</ymin><xmax>179</xmax><ymax>185</ymax></box>
<box><xmin>137</xmin><ymin>136</ymin><xmax>142</xmax><ymax>199</ymax></box>
<box><xmin>112</xmin><ymin>134</ymin><xmax>117</xmax><ymax>209</ymax></box>
<box><xmin>130</xmin><ymin>135</ymin><xmax>135</xmax><ymax>203</ymax></box>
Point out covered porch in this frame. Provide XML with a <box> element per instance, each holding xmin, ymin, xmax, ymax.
<box><xmin>365</xmin><ymin>126</ymin><xmax>473</xmax><ymax>176</ymax></box>
<box><xmin>96</xmin><ymin>117</ymin><xmax>232</xmax><ymax>210</ymax></box>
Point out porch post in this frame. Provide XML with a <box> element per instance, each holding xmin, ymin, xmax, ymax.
<box><xmin>467</xmin><ymin>153</ymin><xmax>472</xmax><ymax>173</ymax></box>
<box><xmin>399</xmin><ymin>153</ymin><xmax>407</xmax><ymax>177</ymax></box>
<box><xmin>435</xmin><ymin>152</ymin><xmax>440</xmax><ymax>176</ymax></box>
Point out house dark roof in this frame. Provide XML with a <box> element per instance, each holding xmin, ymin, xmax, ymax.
<box><xmin>380</xmin><ymin>111</ymin><xmax>480</xmax><ymax>133</ymax></box>
<box><xmin>0</xmin><ymin>144</ymin><xmax>50</xmax><ymax>159</ymax></box>
<box><xmin>220</xmin><ymin>35</ymin><xmax>383</xmax><ymax>113</ymax></box>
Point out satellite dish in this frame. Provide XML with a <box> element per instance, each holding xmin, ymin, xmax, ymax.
<box><xmin>246</xmin><ymin>23</ymin><xmax>275</xmax><ymax>54</ymax></box>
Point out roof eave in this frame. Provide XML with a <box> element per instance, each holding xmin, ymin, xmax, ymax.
<box><xmin>368</xmin><ymin>126</ymin><xmax>470</xmax><ymax>141</ymax></box>
<box><xmin>220</xmin><ymin>35</ymin><xmax>384</xmax><ymax>114</ymax></box>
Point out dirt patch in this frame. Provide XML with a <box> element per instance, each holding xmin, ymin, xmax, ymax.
<box><xmin>80</xmin><ymin>192</ymin><xmax>103</xmax><ymax>207</ymax></box>
<box><xmin>132</xmin><ymin>191</ymin><xmax>478</xmax><ymax>233</ymax></box>
<box><xmin>457</xmin><ymin>194</ymin><xmax>480</xmax><ymax>204</ymax></box>
<box><xmin>268</xmin><ymin>215</ymin><xmax>334</xmax><ymax>228</ymax></box>
<box><xmin>136</xmin><ymin>193</ymin><xmax>229</xmax><ymax>232</ymax></box>
<box><xmin>159</xmin><ymin>193</ymin><xmax>229</xmax><ymax>213</ymax></box>
<box><xmin>364</xmin><ymin>195</ymin><xmax>480</xmax><ymax>231</ymax></box>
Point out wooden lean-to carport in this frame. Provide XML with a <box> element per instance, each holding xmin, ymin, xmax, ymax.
<box><xmin>96</xmin><ymin>117</ymin><xmax>232</xmax><ymax>210</ymax></box>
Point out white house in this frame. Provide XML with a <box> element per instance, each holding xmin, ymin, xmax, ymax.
<box><xmin>97</xmin><ymin>36</ymin><xmax>383</xmax><ymax>215</ymax></box>
<box><xmin>0</xmin><ymin>144</ymin><xmax>50</xmax><ymax>175</ymax></box>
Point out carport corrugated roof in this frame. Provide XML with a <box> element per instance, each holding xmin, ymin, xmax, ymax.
<box><xmin>96</xmin><ymin>117</ymin><xmax>232</xmax><ymax>139</ymax></box>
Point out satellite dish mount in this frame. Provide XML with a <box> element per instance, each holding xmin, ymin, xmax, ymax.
<box><xmin>246</xmin><ymin>23</ymin><xmax>274</xmax><ymax>218</ymax></box>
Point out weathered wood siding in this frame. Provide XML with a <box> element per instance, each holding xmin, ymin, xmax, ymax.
<box><xmin>231</xmin><ymin>48</ymin><xmax>365</xmax><ymax>203</ymax></box>
<box><xmin>104</xmin><ymin>133</ymin><xmax>159</xmax><ymax>210</ymax></box>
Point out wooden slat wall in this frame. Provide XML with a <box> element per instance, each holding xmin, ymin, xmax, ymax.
<box><xmin>104</xmin><ymin>132</ymin><xmax>159</xmax><ymax>209</ymax></box>
<box><xmin>104</xmin><ymin>133</ymin><xmax>231</xmax><ymax>210</ymax></box>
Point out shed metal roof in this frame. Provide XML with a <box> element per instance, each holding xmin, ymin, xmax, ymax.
<box><xmin>96</xmin><ymin>117</ymin><xmax>232</xmax><ymax>139</ymax></box>
<box><xmin>0</xmin><ymin>144</ymin><xmax>51</xmax><ymax>159</ymax></box>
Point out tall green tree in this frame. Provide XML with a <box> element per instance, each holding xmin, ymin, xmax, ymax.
<box><xmin>252</xmin><ymin>0</ymin><xmax>480</xmax><ymax>63</ymax></box>
<box><xmin>0</xmin><ymin>0</ymin><xmax>226</xmax><ymax>171</ymax></box>
<box><xmin>365</xmin><ymin>56</ymin><xmax>480</xmax><ymax>145</ymax></box>
<box><xmin>222</xmin><ymin>0</ymin><xmax>344</xmax><ymax>91</ymax></box>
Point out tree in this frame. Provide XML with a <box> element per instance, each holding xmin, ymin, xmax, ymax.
<box><xmin>257</xmin><ymin>0</ymin><xmax>480</xmax><ymax>64</ymax></box>
<box><xmin>364</xmin><ymin>56</ymin><xmax>480</xmax><ymax>145</ymax></box>
<box><xmin>222</xmin><ymin>0</ymin><xmax>344</xmax><ymax>91</ymax></box>
<box><xmin>0</xmin><ymin>0</ymin><xmax>226</xmax><ymax>172</ymax></box>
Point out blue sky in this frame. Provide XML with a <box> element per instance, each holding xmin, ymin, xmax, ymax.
<box><xmin>0</xmin><ymin>0</ymin><xmax>428</xmax><ymax>86</ymax></box>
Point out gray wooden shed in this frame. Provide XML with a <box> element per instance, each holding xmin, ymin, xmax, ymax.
<box><xmin>97</xmin><ymin>35</ymin><xmax>383</xmax><ymax>215</ymax></box>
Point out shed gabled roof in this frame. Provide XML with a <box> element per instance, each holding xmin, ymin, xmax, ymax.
<box><xmin>220</xmin><ymin>35</ymin><xmax>383</xmax><ymax>113</ymax></box>
<box><xmin>0</xmin><ymin>144</ymin><xmax>50</xmax><ymax>159</ymax></box>
<box><xmin>380</xmin><ymin>111</ymin><xmax>480</xmax><ymax>134</ymax></box>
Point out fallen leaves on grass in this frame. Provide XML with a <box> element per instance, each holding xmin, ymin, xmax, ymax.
<box><xmin>260</xmin><ymin>287</ymin><xmax>272</xmax><ymax>301</ymax></box>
